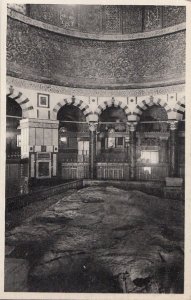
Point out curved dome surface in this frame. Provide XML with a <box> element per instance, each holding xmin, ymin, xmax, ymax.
<box><xmin>8</xmin><ymin>4</ymin><xmax>186</xmax><ymax>37</ymax></box>
<box><xmin>7</xmin><ymin>5</ymin><xmax>186</xmax><ymax>89</ymax></box>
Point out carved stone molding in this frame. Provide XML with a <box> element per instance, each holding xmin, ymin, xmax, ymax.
<box><xmin>7</xmin><ymin>77</ymin><xmax>185</xmax><ymax>98</ymax></box>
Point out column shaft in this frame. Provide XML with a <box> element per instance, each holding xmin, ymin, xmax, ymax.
<box><xmin>89</xmin><ymin>122</ymin><xmax>97</xmax><ymax>179</ymax></box>
<box><xmin>169</xmin><ymin>121</ymin><xmax>178</xmax><ymax>177</ymax></box>
<box><xmin>129</xmin><ymin>123</ymin><xmax>137</xmax><ymax>180</ymax></box>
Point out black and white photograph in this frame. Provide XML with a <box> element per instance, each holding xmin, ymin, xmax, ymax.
<box><xmin>1</xmin><ymin>0</ymin><xmax>191</xmax><ymax>298</ymax></box>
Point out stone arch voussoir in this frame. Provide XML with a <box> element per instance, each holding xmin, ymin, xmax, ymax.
<box><xmin>172</xmin><ymin>97</ymin><xmax>185</xmax><ymax>121</ymax></box>
<box><xmin>94</xmin><ymin>98</ymin><xmax>131</xmax><ymax>118</ymax></box>
<box><xmin>6</xmin><ymin>85</ymin><xmax>35</xmax><ymax>118</ymax></box>
<box><xmin>132</xmin><ymin>96</ymin><xmax>171</xmax><ymax>122</ymax></box>
<box><xmin>52</xmin><ymin>96</ymin><xmax>92</xmax><ymax>120</ymax></box>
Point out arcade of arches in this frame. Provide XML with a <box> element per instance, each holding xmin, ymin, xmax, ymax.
<box><xmin>6</xmin><ymin>4</ymin><xmax>186</xmax><ymax>199</ymax></box>
<box><xmin>4</xmin><ymin>4</ymin><xmax>186</xmax><ymax>294</ymax></box>
<box><xmin>6</xmin><ymin>95</ymin><xmax>185</xmax><ymax>197</ymax></box>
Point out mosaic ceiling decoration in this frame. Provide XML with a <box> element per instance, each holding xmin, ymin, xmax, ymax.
<box><xmin>8</xmin><ymin>5</ymin><xmax>186</xmax><ymax>35</ymax></box>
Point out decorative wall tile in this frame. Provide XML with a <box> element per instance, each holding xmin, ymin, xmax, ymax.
<box><xmin>103</xmin><ymin>6</ymin><xmax>121</xmax><ymax>33</ymax></box>
<box><xmin>143</xmin><ymin>6</ymin><xmax>162</xmax><ymax>31</ymax></box>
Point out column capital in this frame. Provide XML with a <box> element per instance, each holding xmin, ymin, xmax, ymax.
<box><xmin>168</xmin><ymin>120</ymin><xmax>178</xmax><ymax>130</ymax></box>
<box><xmin>86</xmin><ymin>113</ymin><xmax>98</xmax><ymax>123</ymax></box>
<box><xmin>88</xmin><ymin>121</ymin><xmax>98</xmax><ymax>132</ymax></box>
<box><xmin>127</xmin><ymin>122</ymin><xmax>137</xmax><ymax>132</ymax></box>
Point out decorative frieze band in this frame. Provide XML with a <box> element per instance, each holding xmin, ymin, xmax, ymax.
<box><xmin>7</xmin><ymin>76</ymin><xmax>185</xmax><ymax>98</ymax></box>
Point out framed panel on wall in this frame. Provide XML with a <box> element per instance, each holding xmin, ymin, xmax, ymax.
<box><xmin>37</xmin><ymin>93</ymin><xmax>50</xmax><ymax>108</ymax></box>
<box><xmin>36</xmin><ymin>161</ymin><xmax>51</xmax><ymax>178</ymax></box>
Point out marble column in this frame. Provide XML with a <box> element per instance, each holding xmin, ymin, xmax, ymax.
<box><xmin>169</xmin><ymin>120</ymin><xmax>178</xmax><ymax>177</ymax></box>
<box><xmin>128</xmin><ymin>122</ymin><xmax>137</xmax><ymax>180</ymax></box>
<box><xmin>159</xmin><ymin>136</ymin><xmax>168</xmax><ymax>163</ymax></box>
<box><xmin>89</xmin><ymin>122</ymin><xmax>97</xmax><ymax>179</ymax></box>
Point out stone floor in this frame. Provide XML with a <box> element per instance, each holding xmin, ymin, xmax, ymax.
<box><xmin>5</xmin><ymin>186</ymin><xmax>184</xmax><ymax>293</ymax></box>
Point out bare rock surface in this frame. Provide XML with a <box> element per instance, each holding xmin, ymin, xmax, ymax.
<box><xmin>4</xmin><ymin>258</ymin><xmax>29</xmax><ymax>292</ymax></box>
<box><xmin>5</xmin><ymin>186</ymin><xmax>184</xmax><ymax>293</ymax></box>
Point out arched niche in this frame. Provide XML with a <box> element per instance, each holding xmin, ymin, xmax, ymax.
<box><xmin>137</xmin><ymin>104</ymin><xmax>168</xmax><ymax>132</ymax></box>
<box><xmin>136</xmin><ymin>104</ymin><xmax>169</xmax><ymax>172</ymax></box>
<box><xmin>57</xmin><ymin>104</ymin><xmax>86</xmax><ymax>132</ymax></box>
<box><xmin>98</xmin><ymin>105</ymin><xmax>128</xmax><ymax>162</ymax></box>
<box><xmin>99</xmin><ymin>105</ymin><xmax>127</xmax><ymax>131</ymax></box>
<box><xmin>6</xmin><ymin>96</ymin><xmax>22</xmax><ymax>158</ymax></box>
<box><xmin>6</xmin><ymin>96</ymin><xmax>22</xmax><ymax>117</ymax></box>
<box><xmin>57</xmin><ymin>104</ymin><xmax>89</xmax><ymax>164</ymax></box>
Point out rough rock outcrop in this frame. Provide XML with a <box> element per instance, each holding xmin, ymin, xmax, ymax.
<box><xmin>5</xmin><ymin>186</ymin><xmax>184</xmax><ymax>293</ymax></box>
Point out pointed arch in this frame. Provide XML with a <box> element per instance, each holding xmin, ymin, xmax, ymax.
<box><xmin>173</xmin><ymin>97</ymin><xmax>185</xmax><ymax>120</ymax></box>
<box><xmin>52</xmin><ymin>96</ymin><xmax>92</xmax><ymax>120</ymax></box>
<box><xmin>6</xmin><ymin>85</ymin><xmax>35</xmax><ymax>118</ymax></box>
<box><xmin>94</xmin><ymin>97</ymin><xmax>131</xmax><ymax>117</ymax></box>
<box><xmin>132</xmin><ymin>96</ymin><xmax>172</xmax><ymax>121</ymax></box>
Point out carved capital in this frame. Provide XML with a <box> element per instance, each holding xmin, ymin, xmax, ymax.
<box><xmin>169</xmin><ymin>120</ymin><xmax>178</xmax><ymax>130</ymax></box>
<box><xmin>88</xmin><ymin>122</ymin><xmax>98</xmax><ymax>132</ymax></box>
<box><xmin>127</xmin><ymin>122</ymin><xmax>137</xmax><ymax>132</ymax></box>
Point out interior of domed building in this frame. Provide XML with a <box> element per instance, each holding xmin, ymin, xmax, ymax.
<box><xmin>5</xmin><ymin>4</ymin><xmax>185</xmax><ymax>294</ymax></box>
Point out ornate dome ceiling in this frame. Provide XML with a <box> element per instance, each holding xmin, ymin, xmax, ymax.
<box><xmin>8</xmin><ymin>4</ymin><xmax>185</xmax><ymax>37</ymax></box>
<box><xmin>7</xmin><ymin>4</ymin><xmax>186</xmax><ymax>89</ymax></box>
